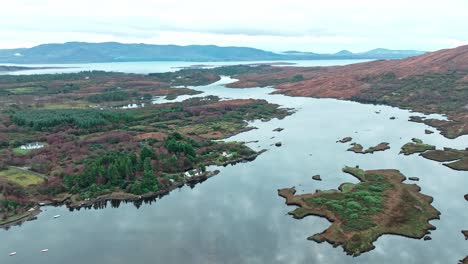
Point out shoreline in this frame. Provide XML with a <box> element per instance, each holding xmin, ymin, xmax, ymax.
<box><xmin>67</xmin><ymin>149</ymin><xmax>266</xmax><ymax>210</ymax></box>
<box><xmin>278</xmin><ymin>167</ymin><xmax>440</xmax><ymax>256</ymax></box>
<box><xmin>67</xmin><ymin>169</ymin><xmax>220</xmax><ymax>210</ymax></box>
<box><xmin>0</xmin><ymin>148</ymin><xmax>266</xmax><ymax>228</ymax></box>
<box><xmin>0</xmin><ymin>207</ymin><xmax>42</xmax><ymax>229</ymax></box>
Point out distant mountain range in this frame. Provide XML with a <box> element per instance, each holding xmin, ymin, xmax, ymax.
<box><xmin>282</xmin><ymin>48</ymin><xmax>426</xmax><ymax>59</ymax></box>
<box><xmin>0</xmin><ymin>42</ymin><xmax>427</xmax><ymax>64</ymax></box>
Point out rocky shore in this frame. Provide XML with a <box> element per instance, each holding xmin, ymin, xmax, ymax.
<box><xmin>66</xmin><ymin>170</ymin><xmax>220</xmax><ymax>209</ymax></box>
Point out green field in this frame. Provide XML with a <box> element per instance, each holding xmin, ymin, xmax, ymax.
<box><xmin>13</xmin><ymin>147</ymin><xmax>30</xmax><ymax>155</ymax></box>
<box><xmin>13</xmin><ymin>143</ymin><xmax>47</xmax><ymax>155</ymax></box>
<box><xmin>5</xmin><ymin>86</ymin><xmax>44</xmax><ymax>94</ymax></box>
<box><xmin>0</xmin><ymin>167</ymin><xmax>45</xmax><ymax>187</ymax></box>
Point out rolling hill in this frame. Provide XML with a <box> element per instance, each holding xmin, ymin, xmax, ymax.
<box><xmin>227</xmin><ymin>44</ymin><xmax>468</xmax><ymax>138</ymax></box>
<box><xmin>0</xmin><ymin>42</ymin><xmax>425</xmax><ymax>64</ymax></box>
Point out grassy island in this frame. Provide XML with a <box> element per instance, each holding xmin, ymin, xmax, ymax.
<box><xmin>278</xmin><ymin>166</ymin><xmax>440</xmax><ymax>256</ymax></box>
<box><xmin>421</xmin><ymin>148</ymin><xmax>468</xmax><ymax>171</ymax></box>
<box><xmin>337</xmin><ymin>137</ymin><xmax>352</xmax><ymax>143</ymax></box>
<box><xmin>347</xmin><ymin>142</ymin><xmax>390</xmax><ymax>154</ymax></box>
<box><xmin>399</xmin><ymin>137</ymin><xmax>468</xmax><ymax>171</ymax></box>
<box><xmin>400</xmin><ymin>138</ymin><xmax>436</xmax><ymax>155</ymax></box>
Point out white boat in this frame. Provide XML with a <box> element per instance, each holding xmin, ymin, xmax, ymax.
<box><xmin>53</xmin><ymin>215</ymin><xmax>61</xmax><ymax>218</ymax></box>
<box><xmin>9</xmin><ymin>252</ymin><xmax>17</xmax><ymax>256</ymax></box>
<box><xmin>41</xmin><ymin>249</ymin><xmax>49</xmax><ymax>253</ymax></box>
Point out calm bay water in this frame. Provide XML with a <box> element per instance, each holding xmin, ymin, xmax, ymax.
<box><xmin>0</xmin><ymin>59</ymin><xmax>371</xmax><ymax>75</ymax></box>
<box><xmin>1</xmin><ymin>61</ymin><xmax>467</xmax><ymax>264</ymax></box>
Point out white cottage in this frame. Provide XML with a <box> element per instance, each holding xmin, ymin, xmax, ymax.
<box><xmin>221</xmin><ymin>151</ymin><xmax>232</xmax><ymax>158</ymax></box>
<box><xmin>20</xmin><ymin>142</ymin><xmax>44</xmax><ymax>150</ymax></box>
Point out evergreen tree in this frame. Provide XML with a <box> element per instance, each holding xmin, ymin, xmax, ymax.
<box><xmin>140</xmin><ymin>146</ymin><xmax>154</xmax><ymax>161</ymax></box>
<box><xmin>142</xmin><ymin>157</ymin><xmax>159</xmax><ymax>192</ymax></box>
<box><xmin>108</xmin><ymin>163</ymin><xmax>121</xmax><ymax>186</ymax></box>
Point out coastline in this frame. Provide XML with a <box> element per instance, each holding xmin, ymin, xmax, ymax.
<box><xmin>0</xmin><ymin>148</ymin><xmax>267</xmax><ymax>228</ymax></box>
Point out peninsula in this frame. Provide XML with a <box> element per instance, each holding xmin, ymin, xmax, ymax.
<box><xmin>184</xmin><ymin>45</ymin><xmax>468</xmax><ymax>139</ymax></box>
<box><xmin>0</xmin><ymin>70</ymin><xmax>291</xmax><ymax>227</ymax></box>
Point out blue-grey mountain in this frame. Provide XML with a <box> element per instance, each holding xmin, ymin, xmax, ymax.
<box><xmin>0</xmin><ymin>42</ymin><xmax>426</xmax><ymax>64</ymax></box>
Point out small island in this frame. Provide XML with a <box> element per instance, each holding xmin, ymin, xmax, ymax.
<box><xmin>400</xmin><ymin>138</ymin><xmax>435</xmax><ymax>155</ymax></box>
<box><xmin>278</xmin><ymin>166</ymin><xmax>440</xmax><ymax>256</ymax></box>
<box><xmin>460</xmin><ymin>256</ymin><xmax>468</xmax><ymax>264</ymax></box>
<box><xmin>421</xmin><ymin>148</ymin><xmax>468</xmax><ymax>171</ymax></box>
<box><xmin>312</xmin><ymin>175</ymin><xmax>322</xmax><ymax>181</ymax></box>
<box><xmin>347</xmin><ymin>142</ymin><xmax>390</xmax><ymax>154</ymax></box>
<box><xmin>337</xmin><ymin>137</ymin><xmax>352</xmax><ymax>143</ymax></box>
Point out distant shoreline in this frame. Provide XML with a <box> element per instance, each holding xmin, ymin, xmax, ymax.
<box><xmin>0</xmin><ymin>65</ymin><xmax>76</xmax><ymax>72</ymax></box>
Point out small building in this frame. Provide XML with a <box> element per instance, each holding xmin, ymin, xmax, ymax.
<box><xmin>19</xmin><ymin>142</ymin><xmax>44</xmax><ymax>150</ymax></box>
<box><xmin>221</xmin><ymin>151</ymin><xmax>233</xmax><ymax>158</ymax></box>
<box><xmin>184</xmin><ymin>168</ymin><xmax>203</xmax><ymax>177</ymax></box>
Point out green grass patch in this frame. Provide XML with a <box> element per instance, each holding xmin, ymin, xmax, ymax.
<box><xmin>0</xmin><ymin>167</ymin><xmax>45</xmax><ymax>187</ymax></box>
<box><xmin>5</xmin><ymin>86</ymin><xmax>44</xmax><ymax>94</ymax></box>
<box><xmin>0</xmin><ymin>211</ymin><xmax>32</xmax><ymax>225</ymax></box>
<box><xmin>339</xmin><ymin>183</ymin><xmax>355</xmax><ymax>193</ymax></box>
<box><xmin>13</xmin><ymin>147</ymin><xmax>30</xmax><ymax>155</ymax></box>
<box><xmin>306</xmin><ymin>172</ymin><xmax>391</xmax><ymax>232</ymax></box>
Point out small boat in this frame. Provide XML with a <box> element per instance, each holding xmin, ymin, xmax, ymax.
<box><xmin>53</xmin><ymin>215</ymin><xmax>61</xmax><ymax>219</ymax></box>
<box><xmin>41</xmin><ymin>249</ymin><xmax>49</xmax><ymax>253</ymax></box>
<box><xmin>9</xmin><ymin>252</ymin><xmax>17</xmax><ymax>256</ymax></box>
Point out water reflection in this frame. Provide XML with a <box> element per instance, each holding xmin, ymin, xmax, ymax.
<box><xmin>1</xmin><ymin>61</ymin><xmax>467</xmax><ymax>264</ymax></box>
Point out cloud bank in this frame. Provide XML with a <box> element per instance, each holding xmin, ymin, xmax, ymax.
<box><xmin>1</xmin><ymin>0</ymin><xmax>467</xmax><ymax>52</ymax></box>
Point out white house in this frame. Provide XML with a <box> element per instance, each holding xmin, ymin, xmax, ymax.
<box><xmin>221</xmin><ymin>151</ymin><xmax>233</xmax><ymax>158</ymax></box>
<box><xmin>20</xmin><ymin>142</ymin><xmax>44</xmax><ymax>150</ymax></box>
<box><xmin>184</xmin><ymin>168</ymin><xmax>203</xmax><ymax>177</ymax></box>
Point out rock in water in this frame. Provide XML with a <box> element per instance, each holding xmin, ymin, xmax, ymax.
<box><xmin>337</xmin><ymin>137</ymin><xmax>352</xmax><ymax>143</ymax></box>
<box><xmin>312</xmin><ymin>175</ymin><xmax>322</xmax><ymax>181</ymax></box>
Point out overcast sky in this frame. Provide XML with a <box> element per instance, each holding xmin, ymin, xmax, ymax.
<box><xmin>1</xmin><ymin>0</ymin><xmax>467</xmax><ymax>52</ymax></box>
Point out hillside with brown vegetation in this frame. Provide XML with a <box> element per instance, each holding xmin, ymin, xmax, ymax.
<box><xmin>225</xmin><ymin>45</ymin><xmax>468</xmax><ymax>138</ymax></box>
